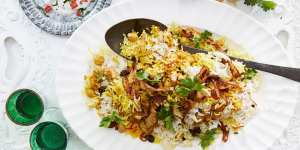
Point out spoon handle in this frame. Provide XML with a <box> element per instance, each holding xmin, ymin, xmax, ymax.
<box><xmin>183</xmin><ymin>46</ymin><xmax>300</xmax><ymax>82</ymax></box>
<box><xmin>241</xmin><ymin>60</ymin><xmax>300</xmax><ymax>82</ymax></box>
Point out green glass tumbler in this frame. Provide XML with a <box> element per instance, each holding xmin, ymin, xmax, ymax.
<box><xmin>6</xmin><ymin>89</ymin><xmax>44</xmax><ymax>126</ymax></box>
<box><xmin>30</xmin><ymin>121</ymin><xmax>68</xmax><ymax>150</ymax></box>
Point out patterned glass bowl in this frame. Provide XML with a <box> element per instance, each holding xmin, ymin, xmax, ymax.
<box><xmin>19</xmin><ymin>0</ymin><xmax>112</xmax><ymax>36</ymax></box>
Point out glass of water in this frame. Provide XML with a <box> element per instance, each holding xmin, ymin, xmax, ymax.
<box><xmin>6</xmin><ymin>89</ymin><xmax>44</xmax><ymax>126</ymax></box>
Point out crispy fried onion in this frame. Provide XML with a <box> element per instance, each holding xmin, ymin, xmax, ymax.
<box><xmin>179</xmin><ymin>99</ymin><xmax>195</xmax><ymax>116</ymax></box>
<box><xmin>192</xmin><ymin>98</ymin><xmax>228</xmax><ymax>123</ymax></box>
<box><xmin>180</xmin><ymin>26</ymin><xmax>199</xmax><ymax>39</ymax></box>
<box><xmin>139</xmin><ymin>106</ymin><xmax>157</xmax><ymax>134</ymax></box>
<box><xmin>198</xmin><ymin>66</ymin><xmax>210</xmax><ymax>82</ymax></box>
<box><xmin>210</xmin><ymin>99</ymin><xmax>228</xmax><ymax>120</ymax></box>
<box><xmin>207</xmin><ymin>75</ymin><xmax>240</xmax><ymax>100</ymax></box>
<box><xmin>123</xmin><ymin>63</ymin><xmax>139</xmax><ymax>99</ymax></box>
<box><xmin>138</xmin><ymin>95</ymin><xmax>167</xmax><ymax>134</ymax></box>
<box><xmin>139</xmin><ymin>80</ymin><xmax>170</xmax><ymax>92</ymax></box>
<box><xmin>123</xmin><ymin>78</ymin><xmax>140</xmax><ymax>99</ymax></box>
<box><xmin>219</xmin><ymin>121</ymin><xmax>229</xmax><ymax>142</ymax></box>
<box><xmin>221</xmin><ymin>59</ymin><xmax>240</xmax><ymax>78</ymax></box>
<box><xmin>211</xmin><ymin>79</ymin><xmax>221</xmax><ymax>100</ymax></box>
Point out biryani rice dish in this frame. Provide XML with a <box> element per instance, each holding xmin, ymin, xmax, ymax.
<box><xmin>84</xmin><ymin>24</ymin><xmax>259</xmax><ymax>149</ymax></box>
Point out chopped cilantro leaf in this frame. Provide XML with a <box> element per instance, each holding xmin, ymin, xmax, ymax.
<box><xmin>157</xmin><ymin>106</ymin><xmax>172</xmax><ymax>120</ymax></box>
<box><xmin>99</xmin><ymin>117</ymin><xmax>112</xmax><ymax>128</ymax></box>
<box><xmin>193</xmin><ymin>30</ymin><xmax>213</xmax><ymax>49</ymax></box>
<box><xmin>200</xmin><ymin>128</ymin><xmax>217</xmax><ymax>149</ymax></box>
<box><xmin>157</xmin><ymin>106</ymin><xmax>174</xmax><ymax>131</ymax></box>
<box><xmin>193</xmin><ymin>83</ymin><xmax>204</xmax><ymax>91</ymax></box>
<box><xmin>200</xmin><ymin>30</ymin><xmax>213</xmax><ymax>40</ymax></box>
<box><xmin>176</xmin><ymin>77</ymin><xmax>204</xmax><ymax>97</ymax></box>
<box><xmin>99</xmin><ymin>111</ymin><xmax>122</xmax><ymax>128</ymax></box>
<box><xmin>112</xmin><ymin>112</ymin><xmax>123</xmax><ymax>124</ymax></box>
<box><xmin>136</xmin><ymin>70</ymin><xmax>149</xmax><ymax>80</ymax></box>
<box><xmin>243</xmin><ymin>68</ymin><xmax>257</xmax><ymax>80</ymax></box>
<box><xmin>175</xmin><ymin>86</ymin><xmax>192</xmax><ymax>97</ymax></box>
<box><xmin>180</xmin><ymin>77</ymin><xmax>195</xmax><ymax>89</ymax></box>
<box><xmin>164</xmin><ymin>116</ymin><xmax>174</xmax><ymax>131</ymax></box>
<box><xmin>136</xmin><ymin>70</ymin><xmax>161</xmax><ymax>85</ymax></box>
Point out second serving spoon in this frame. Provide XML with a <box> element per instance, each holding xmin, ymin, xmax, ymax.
<box><xmin>105</xmin><ymin>18</ymin><xmax>300</xmax><ymax>82</ymax></box>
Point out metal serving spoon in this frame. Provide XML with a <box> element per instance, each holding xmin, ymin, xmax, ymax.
<box><xmin>105</xmin><ymin>18</ymin><xmax>300</xmax><ymax>82</ymax></box>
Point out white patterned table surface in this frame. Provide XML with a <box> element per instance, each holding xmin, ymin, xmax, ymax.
<box><xmin>0</xmin><ymin>0</ymin><xmax>299</xmax><ymax>150</ymax></box>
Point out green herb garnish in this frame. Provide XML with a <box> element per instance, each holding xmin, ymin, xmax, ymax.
<box><xmin>244</xmin><ymin>0</ymin><xmax>277</xmax><ymax>11</ymax></box>
<box><xmin>176</xmin><ymin>77</ymin><xmax>204</xmax><ymax>97</ymax></box>
<box><xmin>200</xmin><ymin>128</ymin><xmax>217</xmax><ymax>149</ymax></box>
<box><xmin>180</xmin><ymin>77</ymin><xmax>195</xmax><ymax>89</ymax></box>
<box><xmin>243</xmin><ymin>68</ymin><xmax>257</xmax><ymax>80</ymax></box>
<box><xmin>193</xmin><ymin>30</ymin><xmax>212</xmax><ymax>49</ymax></box>
<box><xmin>136</xmin><ymin>70</ymin><xmax>161</xmax><ymax>85</ymax></box>
<box><xmin>136</xmin><ymin>70</ymin><xmax>149</xmax><ymax>80</ymax></box>
<box><xmin>157</xmin><ymin>106</ymin><xmax>172</xmax><ymax>119</ymax></box>
<box><xmin>157</xmin><ymin>106</ymin><xmax>174</xmax><ymax>131</ymax></box>
<box><xmin>63</xmin><ymin>0</ymin><xmax>71</xmax><ymax>3</ymax></box>
<box><xmin>52</xmin><ymin>0</ymin><xmax>58</xmax><ymax>6</ymax></box>
<box><xmin>99</xmin><ymin>111</ymin><xmax>123</xmax><ymax>128</ymax></box>
<box><xmin>77</xmin><ymin>8</ymin><xmax>87</xmax><ymax>16</ymax></box>
<box><xmin>175</xmin><ymin>87</ymin><xmax>191</xmax><ymax>97</ymax></box>
<box><xmin>260</xmin><ymin>0</ymin><xmax>277</xmax><ymax>11</ymax></box>
<box><xmin>164</xmin><ymin>116</ymin><xmax>174</xmax><ymax>131</ymax></box>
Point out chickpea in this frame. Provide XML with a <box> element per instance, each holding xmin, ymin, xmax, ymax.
<box><xmin>89</xmin><ymin>75</ymin><xmax>98</xmax><ymax>85</ymax></box>
<box><xmin>127</xmin><ymin>32</ymin><xmax>138</xmax><ymax>42</ymax></box>
<box><xmin>85</xmin><ymin>88</ymin><xmax>96</xmax><ymax>98</ymax></box>
<box><xmin>94</xmin><ymin>55</ymin><xmax>104</xmax><ymax>65</ymax></box>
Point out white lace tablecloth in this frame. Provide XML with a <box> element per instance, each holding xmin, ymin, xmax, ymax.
<box><xmin>0</xmin><ymin>0</ymin><xmax>299</xmax><ymax>149</ymax></box>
